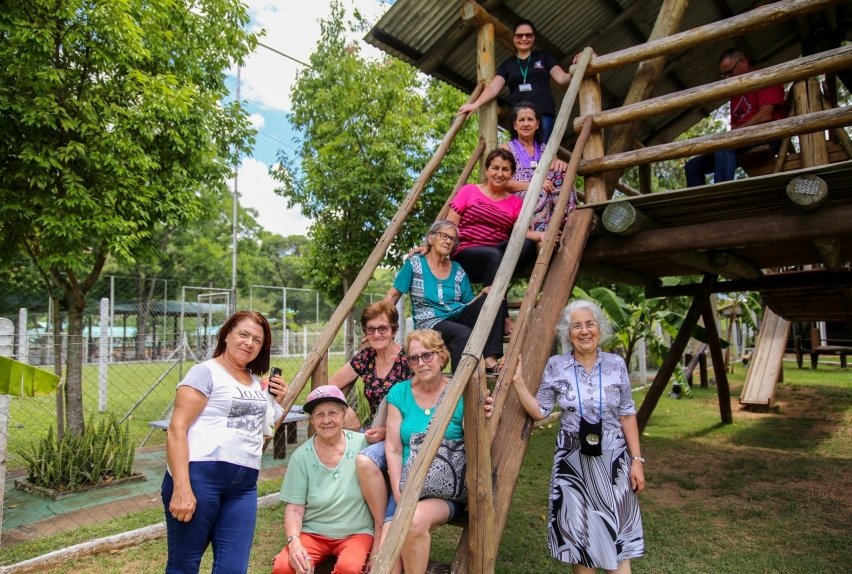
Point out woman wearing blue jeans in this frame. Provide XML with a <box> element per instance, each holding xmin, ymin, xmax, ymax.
<box><xmin>162</xmin><ymin>311</ymin><xmax>288</xmax><ymax>573</ymax></box>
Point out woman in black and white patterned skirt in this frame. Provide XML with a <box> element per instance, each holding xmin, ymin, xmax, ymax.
<box><xmin>511</xmin><ymin>300</ymin><xmax>645</xmax><ymax>573</ymax></box>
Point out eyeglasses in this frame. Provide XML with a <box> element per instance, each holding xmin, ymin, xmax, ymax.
<box><xmin>719</xmin><ymin>57</ymin><xmax>741</xmax><ymax>78</ymax></box>
<box><xmin>434</xmin><ymin>231</ymin><xmax>457</xmax><ymax>243</ymax></box>
<box><xmin>514</xmin><ymin>33</ymin><xmax>534</xmax><ymax>39</ymax></box>
<box><xmin>233</xmin><ymin>330</ymin><xmax>263</xmax><ymax>346</ymax></box>
<box><xmin>569</xmin><ymin>321</ymin><xmax>598</xmax><ymax>332</ymax></box>
<box><xmin>407</xmin><ymin>351</ymin><xmax>436</xmax><ymax>365</ymax></box>
<box><xmin>365</xmin><ymin>324</ymin><xmax>391</xmax><ymax>336</ymax></box>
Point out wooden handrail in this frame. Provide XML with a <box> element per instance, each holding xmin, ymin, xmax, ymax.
<box><xmin>573</xmin><ymin>44</ymin><xmax>852</xmax><ymax>133</ymax></box>
<box><xmin>571</xmin><ymin>0</ymin><xmax>841</xmax><ymax>75</ymax></box>
<box><xmin>577</xmin><ymin>105</ymin><xmax>852</xmax><ymax>175</ymax></box>
<box><xmin>370</xmin><ymin>47</ymin><xmax>595</xmax><ymax>574</ymax></box>
<box><xmin>277</xmin><ymin>84</ymin><xmax>483</xmax><ymax>414</ymax></box>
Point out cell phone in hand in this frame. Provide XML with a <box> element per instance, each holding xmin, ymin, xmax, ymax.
<box><xmin>269</xmin><ymin>367</ymin><xmax>282</xmax><ymax>396</ymax></box>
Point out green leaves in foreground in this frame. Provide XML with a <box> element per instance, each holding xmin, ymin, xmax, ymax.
<box><xmin>0</xmin><ymin>355</ymin><xmax>60</xmax><ymax>397</ymax></box>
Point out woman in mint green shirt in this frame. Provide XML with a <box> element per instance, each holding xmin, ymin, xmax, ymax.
<box><xmin>385</xmin><ymin>220</ymin><xmax>505</xmax><ymax>373</ymax></box>
<box><xmin>273</xmin><ymin>385</ymin><xmax>374</xmax><ymax>574</ymax></box>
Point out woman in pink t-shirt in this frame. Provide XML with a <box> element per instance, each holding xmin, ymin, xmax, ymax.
<box><xmin>448</xmin><ymin>148</ymin><xmax>543</xmax><ymax>288</ymax></box>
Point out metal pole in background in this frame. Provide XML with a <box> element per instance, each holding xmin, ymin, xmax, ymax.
<box><xmin>99</xmin><ymin>298</ymin><xmax>109</xmax><ymax>412</ymax></box>
<box><xmin>283</xmin><ymin>288</ymin><xmax>288</xmax><ymax>356</ymax></box>
<box><xmin>109</xmin><ymin>275</ymin><xmax>115</xmax><ymax>363</ymax></box>
<box><xmin>230</xmin><ymin>65</ymin><xmax>241</xmax><ymax>315</ymax></box>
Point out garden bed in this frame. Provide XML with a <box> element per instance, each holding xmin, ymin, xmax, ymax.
<box><xmin>15</xmin><ymin>473</ymin><xmax>147</xmax><ymax>502</ymax></box>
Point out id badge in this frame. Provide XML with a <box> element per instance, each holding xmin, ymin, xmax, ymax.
<box><xmin>518</xmin><ymin>83</ymin><xmax>532</xmax><ymax>92</ymax></box>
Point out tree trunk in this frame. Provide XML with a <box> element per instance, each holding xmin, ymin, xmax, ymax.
<box><xmin>52</xmin><ymin>296</ymin><xmax>65</xmax><ymax>439</ymax></box>
<box><xmin>62</xmin><ymin>287</ymin><xmax>89</xmax><ymax>436</ymax></box>
<box><xmin>135</xmin><ymin>273</ymin><xmax>157</xmax><ymax>359</ymax></box>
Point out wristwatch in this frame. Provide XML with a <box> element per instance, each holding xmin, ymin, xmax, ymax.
<box><xmin>631</xmin><ymin>456</ymin><xmax>645</xmax><ymax>464</ymax></box>
<box><xmin>287</xmin><ymin>534</ymin><xmax>300</xmax><ymax>545</ymax></box>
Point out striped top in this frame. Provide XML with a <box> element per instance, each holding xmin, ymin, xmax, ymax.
<box><xmin>450</xmin><ymin>183</ymin><xmax>523</xmax><ymax>254</ymax></box>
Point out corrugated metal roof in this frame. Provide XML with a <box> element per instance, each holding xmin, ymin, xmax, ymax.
<box><xmin>366</xmin><ymin>0</ymin><xmax>852</xmax><ymax>146</ymax></box>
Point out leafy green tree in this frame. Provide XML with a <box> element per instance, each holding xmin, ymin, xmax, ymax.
<box><xmin>272</xmin><ymin>0</ymin><xmax>477</xmax><ymax>353</ymax></box>
<box><xmin>0</xmin><ymin>0</ymin><xmax>257</xmax><ymax>434</ymax></box>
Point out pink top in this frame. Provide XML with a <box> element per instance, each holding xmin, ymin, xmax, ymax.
<box><xmin>450</xmin><ymin>183</ymin><xmax>523</xmax><ymax>254</ymax></box>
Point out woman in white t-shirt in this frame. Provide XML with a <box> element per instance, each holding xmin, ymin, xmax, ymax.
<box><xmin>162</xmin><ymin>310</ymin><xmax>288</xmax><ymax>573</ymax></box>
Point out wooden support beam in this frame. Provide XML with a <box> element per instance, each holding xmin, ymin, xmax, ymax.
<box><xmin>601</xmin><ymin>200</ymin><xmax>657</xmax><ymax>236</ymax></box>
<box><xmin>477</xmin><ymin>22</ymin><xmax>499</xmax><ymax>158</ymax></box>
<box><xmin>603</xmin><ymin>0</ymin><xmax>689</xmax><ymax>193</ymax></box>
<box><xmin>614</xmin><ymin>181</ymin><xmax>642</xmax><ymax>197</ymax></box>
<box><xmin>773</xmin><ymin>136</ymin><xmax>793</xmax><ymax>173</ymax></box>
<box><xmin>453</xmin><ymin>209</ymin><xmax>596</xmax><ymax>573</ymax></box>
<box><xmin>668</xmin><ymin>251</ymin><xmax>761</xmax><ymax>280</ymax></box>
<box><xmin>460</xmin><ymin>1</ymin><xmax>514</xmax><ymax>50</ymax></box>
<box><xmin>786</xmin><ymin>174</ymin><xmax>828</xmax><ymax>210</ymax></box>
<box><xmin>463</xmin><ymin>362</ymin><xmax>495</xmax><ymax>574</ymax></box>
<box><xmin>638</xmin><ymin>164</ymin><xmax>652</xmax><ymax>194</ymax></box>
<box><xmin>813</xmin><ymin>238</ymin><xmax>843</xmax><ymax>271</ymax></box>
<box><xmin>637</xmin><ymin>274</ymin><xmax>717</xmax><ymax>432</ymax></box>
<box><xmin>579</xmin><ymin>261</ymin><xmax>661</xmax><ymax>288</ymax></box>
<box><xmin>645</xmin><ymin>269</ymin><xmax>852</xmax><ymax>298</ymax></box>
<box><xmin>793</xmin><ymin>78</ymin><xmax>830</xmax><ymax>167</ymax></box>
<box><xmin>574</xmin><ymin>44</ymin><xmax>852</xmax><ymax>133</ymax></box>
<box><xmin>578</xmin><ymin>105</ymin><xmax>852</xmax><ymax>175</ymax></box>
<box><xmin>279</xmin><ymin>84</ymin><xmax>482</xmax><ymax>415</ymax></box>
<box><xmin>583</xmin><ymin>202</ymin><xmax>852</xmax><ymax>261</ymax></box>
<box><xmin>701</xmin><ymin>304</ymin><xmax>734</xmax><ymax>425</ymax></box>
<box><xmin>579</xmin><ymin>71</ymin><xmax>607</xmax><ymax>203</ymax></box>
<box><xmin>575</xmin><ymin>0</ymin><xmax>842</xmax><ymax>75</ymax></box>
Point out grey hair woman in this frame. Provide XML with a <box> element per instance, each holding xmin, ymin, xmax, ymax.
<box><xmin>556</xmin><ymin>299</ymin><xmax>613</xmax><ymax>352</ymax></box>
<box><xmin>423</xmin><ymin>220</ymin><xmax>460</xmax><ymax>255</ymax></box>
<box><xmin>511</xmin><ymin>299</ymin><xmax>645</xmax><ymax>572</ymax></box>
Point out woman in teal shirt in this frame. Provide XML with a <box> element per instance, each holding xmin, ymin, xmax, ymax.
<box><xmin>385</xmin><ymin>329</ymin><xmax>464</xmax><ymax>574</ymax></box>
<box><xmin>385</xmin><ymin>220</ymin><xmax>505</xmax><ymax>373</ymax></box>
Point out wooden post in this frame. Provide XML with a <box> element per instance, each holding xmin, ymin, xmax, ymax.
<box><xmin>306</xmin><ymin>351</ymin><xmax>328</xmax><ymax>439</ymax></box>
<box><xmin>477</xmin><ymin>22</ymin><xmax>498</xmax><ymax>162</ymax></box>
<box><xmin>464</xmin><ymin>361</ymin><xmax>495</xmax><ymax>574</ymax></box>
<box><xmin>637</xmin><ymin>274</ymin><xmax>717</xmax><ymax>432</ymax></box>
<box><xmin>699</xmin><ymin>351</ymin><xmax>708</xmax><ymax>388</ymax></box>
<box><xmin>603</xmin><ymin>0</ymin><xmax>689</xmax><ymax>193</ymax></box>
<box><xmin>638</xmin><ymin>163</ymin><xmax>652</xmax><ymax>194</ymax></box>
<box><xmin>701</xmin><ymin>304</ymin><xmax>734</xmax><ymax>424</ymax></box>
<box><xmin>793</xmin><ymin>78</ymin><xmax>829</xmax><ymax>167</ymax></box>
<box><xmin>278</xmin><ymin>84</ymin><xmax>482</xmax><ymax>416</ymax></box>
<box><xmin>579</xmin><ymin>71</ymin><xmax>607</xmax><ymax>203</ymax></box>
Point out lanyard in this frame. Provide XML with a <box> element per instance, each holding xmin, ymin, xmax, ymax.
<box><xmin>517</xmin><ymin>55</ymin><xmax>530</xmax><ymax>84</ymax></box>
<box><xmin>573</xmin><ymin>362</ymin><xmax>602</xmax><ymax>422</ymax></box>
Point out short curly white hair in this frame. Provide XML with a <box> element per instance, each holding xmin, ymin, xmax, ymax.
<box><xmin>556</xmin><ymin>299</ymin><xmax>613</xmax><ymax>353</ymax></box>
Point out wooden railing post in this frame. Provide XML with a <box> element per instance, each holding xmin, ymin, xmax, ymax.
<box><xmin>579</xmin><ymin>69</ymin><xmax>607</xmax><ymax>203</ymax></box>
<box><xmin>477</xmin><ymin>21</ymin><xmax>498</xmax><ymax>161</ymax></box>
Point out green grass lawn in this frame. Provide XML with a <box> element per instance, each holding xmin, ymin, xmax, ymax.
<box><xmin>4</xmin><ymin>361</ymin><xmax>851</xmax><ymax>573</ymax></box>
<box><xmin>7</xmin><ymin>355</ymin><xmax>347</xmax><ymax>469</ymax></box>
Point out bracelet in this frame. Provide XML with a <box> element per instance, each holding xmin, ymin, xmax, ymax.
<box><xmin>631</xmin><ymin>456</ymin><xmax>645</xmax><ymax>464</ymax></box>
<box><xmin>287</xmin><ymin>534</ymin><xmax>300</xmax><ymax>545</ymax></box>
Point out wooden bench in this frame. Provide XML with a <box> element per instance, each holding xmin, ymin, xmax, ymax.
<box><xmin>149</xmin><ymin>406</ymin><xmax>310</xmax><ymax>459</ymax></box>
<box><xmin>808</xmin><ymin>345</ymin><xmax>851</xmax><ymax>369</ymax></box>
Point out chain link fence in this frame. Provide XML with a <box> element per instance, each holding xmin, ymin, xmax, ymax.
<box><xmin>0</xmin><ymin>279</ymin><xmax>385</xmax><ymax>561</ymax></box>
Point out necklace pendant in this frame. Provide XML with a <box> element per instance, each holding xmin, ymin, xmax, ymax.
<box><xmin>424</xmin><ymin>408</ymin><xmax>431</xmax><ymax>416</ymax></box>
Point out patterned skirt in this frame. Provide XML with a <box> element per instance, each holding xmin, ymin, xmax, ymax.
<box><xmin>547</xmin><ymin>431</ymin><xmax>644</xmax><ymax>569</ymax></box>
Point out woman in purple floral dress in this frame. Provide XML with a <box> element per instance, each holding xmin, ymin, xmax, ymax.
<box><xmin>499</xmin><ymin>102</ymin><xmax>575</xmax><ymax>232</ymax></box>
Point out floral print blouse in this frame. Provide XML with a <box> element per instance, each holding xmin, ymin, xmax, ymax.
<box><xmin>350</xmin><ymin>347</ymin><xmax>413</xmax><ymax>420</ymax></box>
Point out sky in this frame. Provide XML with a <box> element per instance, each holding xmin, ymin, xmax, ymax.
<box><xmin>230</xmin><ymin>0</ymin><xmax>392</xmax><ymax>237</ymax></box>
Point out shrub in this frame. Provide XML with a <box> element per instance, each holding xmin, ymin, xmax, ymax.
<box><xmin>17</xmin><ymin>415</ymin><xmax>137</xmax><ymax>492</ymax></box>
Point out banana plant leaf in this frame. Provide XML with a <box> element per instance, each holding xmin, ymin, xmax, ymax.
<box><xmin>660</xmin><ymin>312</ymin><xmax>730</xmax><ymax>348</ymax></box>
<box><xmin>0</xmin><ymin>356</ymin><xmax>61</xmax><ymax>396</ymax></box>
